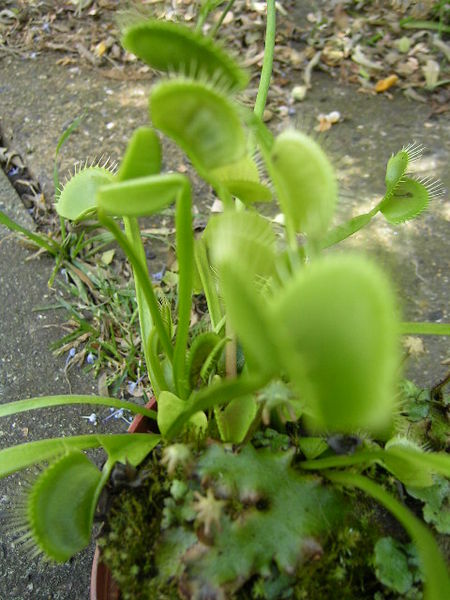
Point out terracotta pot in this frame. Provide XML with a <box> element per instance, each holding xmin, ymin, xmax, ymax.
<box><xmin>90</xmin><ymin>399</ymin><xmax>157</xmax><ymax>600</ymax></box>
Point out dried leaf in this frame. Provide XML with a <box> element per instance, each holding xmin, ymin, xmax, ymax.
<box><xmin>101</xmin><ymin>249</ymin><xmax>115</xmax><ymax>265</ymax></box>
<box><xmin>422</xmin><ymin>59</ymin><xmax>440</xmax><ymax>89</ymax></box>
<box><xmin>403</xmin><ymin>336</ymin><xmax>425</xmax><ymax>357</ymax></box>
<box><xmin>375</xmin><ymin>74</ymin><xmax>399</xmax><ymax>92</ymax></box>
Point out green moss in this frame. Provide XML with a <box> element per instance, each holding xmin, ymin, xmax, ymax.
<box><xmin>98</xmin><ymin>442</ymin><xmax>421</xmax><ymax>600</ymax></box>
<box><xmin>98</xmin><ymin>449</ymin><xmax>180</xmax><ymax>600</ymax></box>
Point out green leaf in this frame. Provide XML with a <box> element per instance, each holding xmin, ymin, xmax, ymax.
<box><xmin>298</xmin><ymin>438</ymin><xmax>329</xmax><ymax>460</ymax></box>
<box><xmin>0</xmin><ymin>395</ymin><xmax>156</xmax><ymax>420</ymax></box>
<box><xmin>211</xmin><ymin>156</ymin><xmax>272</xmax><ymax>204</ymax></box>
<box><xmin>117</xmin><ymin>126</ymin><xmax>161</xmax><ymax>180</ymax></box>
<box><xmin>374</xmin><ymin>537</ymin><xmax>414</xmax><ymax>594</ymax></box>
<box><xmin>191</xmin><ymin>445</ymin><xmax>342</xmax><ymax>586</ymax></box>
<box><xmin>383</xmin><ymin>440</ymin><xmax>434</xmax><ymax>487</ymax></box>
<box><xmin>187</xmin><ymin>332</ymin><xmax>222</xmax><ymax>389</ymax></box>
<box><xmin>22</xmin><ymin>431</ymin><xmax>161</xmax><ymax>563</ymax></box>
<box><xmin>121</xmin><ymin>20</ymin><xmax>248</xmax><ymax>91</ymax></box>
<box><xmin>381</xmin><ymin>177</ymin><xmax>430</xmax><ymax>224</ymax></box>
<box><xmin>383</xmin><ymin>444</ymin><xmax>450</xmax><ymax>485</ymax></box>
<box><xmin>0</xmin><ymin>210</ymin><xmax>59</xmax><ymax>256</ymax></box>
<box><xmin>273</xmin><ymin>254</ymin><xmax>400</xmax><ymax>433</ymax></box>
<box><xmin>100</xmin><ymin>434</ymin><xmax>160</xmax><ymax>467</ymax></box>
<box><xmin>215</xmin><ymin>394</ymin><xmax>257</xmax><ymax>443</ymax></box>
<box><xmin>166</xmin><ymin>373</ymin><xmax>269</xmax><ymax>440</ymax></box>
<box><xmin>206</xmin><ymin>211</ymin><xmax>277</xmax><ymax>280</ymax></box>
<box><xmin>328</xmin><ymin>472</ymin><xmax>450</xmax><ymax>600</ymax></box>
<box><xmin>56</xmin><ymin>166</ymin><xmax>115</xmax><ymax>221</ymax></box>
<box><xmin>407</xmin><ymin>477</ymin><xmax>450</xmax><ymax>534</ymax></box>
<box><xmin>269</xmin><ymin>130</ymin><xmax>337</xmax><ymax>237</ymax></box>
<box><xmin>27</xmin><ymin>452</ymin><xmax>101</xmax><ymax>562</ymax></box>
<box><xmin>320</xmin><ymin>211</ymin><xmax>376</xmax><ymax>249</ymax></box>
<box><xmin>194</xmin><ymin>238</ymin><xmax>223</xmax><ymax>330</ymax></box>
<box><xmin>0</xmin><ymin>433</ymin><xmax>159</xmax><ymax>479</ymax></box>
<box><xmin>157</xmin><ymin>391</ymin><xmax>207</xmax><ymax>437</ymax></box>
<box><xmin>385</xmin><ymin>150</ymin><xmax>409</xmax><ymax>191</ymax></box>
<box><xmin>400</xmin><ymin>17</ymin><xmax>450</xmax><ymax>33</ymax></box>
<box><xmin>150</xmin><ymin>79</ymin><xmax>246</xmax><ymax>174</ymax></box>
<box><xmin>400</xmin><ymin>322</ymin><xmax>450</xmax><ymax>336</ymax></box>
<box><xmin>97</xmin><ymin>173</ymin><xmax>188</xmax><ymax>217</ymax></box>
<box><xmin>219</xmin><ymin>262</ymin><xmax>278</xmax><ymax>376</ymax></box>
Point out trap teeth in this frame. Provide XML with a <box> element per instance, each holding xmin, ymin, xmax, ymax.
<box><xmin>402</xmin><ymin>141</ymin><xmax>424</xmax><ymax>162</ymax></box>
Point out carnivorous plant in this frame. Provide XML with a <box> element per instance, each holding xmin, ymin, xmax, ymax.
<box><xmin>0</xmin><ymin>2</ymin><xmax>448</xmax><ymax>598</ymax></box>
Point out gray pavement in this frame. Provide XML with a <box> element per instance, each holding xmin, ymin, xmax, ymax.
<box><xmin>0</xmin><ymin>169</ymin><xmax>111</xmax><ymax>599</ymax></box>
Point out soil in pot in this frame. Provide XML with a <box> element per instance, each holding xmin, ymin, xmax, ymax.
<box><xmin>95</xmin><ymin>429</ymin><xmax>426</xmax><ymax>600</ymax></box>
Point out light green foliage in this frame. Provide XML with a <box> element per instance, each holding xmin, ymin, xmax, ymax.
<box><xmin>181</xmin><ymin>444</ymin><xmax>341</xmax><ymax>595</ymax></box>
<box><xmin>121</xmin><ymin>19</ymin><xmax>248</xmax><ymax>91</ymax></box>
<box><xmin>56</xmin><ymin>166</ymin><xmax>115</xmax><ymax>220</ymax></box>
<box><xmin>186</xmin><ymin>331</ymin><xmax>223</xmax><ymax>389</ymax></box>
<box><xmin>97</xmin><ymin>173</ymin><xmax>188</xmax><ymax>217</ymax></box>
<box><xmin>0</xmin><ymin>433</ymin><xmax>159</xmax><ymax>479</ymax></box>
<box><xmin>116</xmin><ymin>126</ymin><xmax>161</xmax><ymax>180</ymax></box>
<box><xmin>381</xmin><ymin>177</ymin><xmax>431</xmax><ymax>224</ymax></box>
<box><xmin>298</xmin><ymin>438</ymin><xmax>328</xmax><ymax>460</ymax></box>
<box><xmin>383</xmin><ymin>438</ymin><xmax>434</xmax><ymax>487</ymax></box>
<box><xmin>214</xmin><ymin>394</ymin><xmax>257</xmax><ymax>443</ymax></box>
<box><xmin>407</xmin><ymin>477</ymin><xmax>450</xmax><ymax>534</ymax></box>
<box><xmin>329</xmin><ymin>471</ymin><xmax>450</xmax><ymax>600</ymax></box>
<box><xmin>150</xmin><ymin>79</ymin><xmax>246</xmax><ymax>174</ymax></box>
<box><xmin>155</xmin><ymin>528</ymin><xmax>197</xmax><ymax>582</ymax></box>
<box><xmin>383</xmin><ymin>440</ymin><xmax>450</xmax><ymax>486</ymax></box>
<box><xmin>26</xmin><ymin>452</ymin><xmax>101</xmax><ymax>562</ymax></box>
<box><xmin>206</xmin><ymin>210</ymin><xmax>277</xmax><ymax>280</ymax></box>
<box><xmin>218</xmin><ymin>262</ymin><xmax>278</xmax><ymax>376</ymax></box>
<box><xmin>258</xmin><ymin>380</ymin><xmax>302</xmax><ymax>426</ymax></box>
<box><xmin>273</xmin><ymin>254</ymin><xmax>399</xmax><ymax>432</ymax></box>
<box><xmin>2</xmin><ymin>4</ymin><xmax>449</xmax><ymax>593</ymax></box>
<box><xmin>320</xmin><ymin>142</ymin><xmax>443</xmax><ymax>249</ymax></box>
<box><xmin>270</xmin><ymin>129</ymin><xmax>337</xmax><ymax>237</ymax></box>
<box><xmin>380</xmin><ymin>143</ymin><xmax>442</xmax><ymax>224</ymax></box>
<box><xmin>157</xmin><ymin>391</ymin><xmax>207</xmax><ymax>436</ymax></box>
<box><xmin>373</xmin><ymin>537</ymin><xmax>421</xmax><ymax>595</ymax></box>
<box><xmin>211</xmin><ymin>155</ymin><xmax>272</xmax><ymax>204</ymax></box>
<box><xmin>385</xmin><ymin>150</ymin><xmax>410</xmax><ymax>190</ymax></box>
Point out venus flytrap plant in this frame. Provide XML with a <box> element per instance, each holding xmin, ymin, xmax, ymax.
<box><xmin>0</xmin><ymin>5</ymin><xmax>449</xmax><ymax>599</ymax></box>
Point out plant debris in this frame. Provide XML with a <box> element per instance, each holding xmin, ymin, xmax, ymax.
<box><xmin>0</xmin><ymin>0</ymin><xmax>448</xmax><ymax>116</ymax></box>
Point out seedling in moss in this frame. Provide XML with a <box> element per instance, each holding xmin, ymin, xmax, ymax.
<box><xmin>0</xmin><ymin>4</ymin><xmax>449</xmax><ymax>599</ymax></box>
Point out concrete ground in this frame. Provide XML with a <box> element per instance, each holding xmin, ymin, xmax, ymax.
<box><xmin>0</xmin><ymin>168</ymin><xmax>105</xmax><ymax>599</ymax></box>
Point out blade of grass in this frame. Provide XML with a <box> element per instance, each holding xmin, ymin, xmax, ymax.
<box><xmin>0</xmin><ymin>210</ymin><xmax>59</xmax><ymax>256</ymax></box>
<box><xmin>400</xmin><ymin>322</ymin><xmax>450</xmax><ymax>335</ymax></box>
<box><xmin>0</xmin><ymin>395</ymin><xmax>156</xmax><ymax>419</ymax></box>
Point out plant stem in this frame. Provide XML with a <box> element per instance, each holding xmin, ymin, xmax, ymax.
<box><xmin>173</xmin><ymin>183</ymin><xmax>194</xmax><ymax>399</ymax></box>
<box><xmin>98</xmin><ymin>212</ymin><xmax>174</xmax><ymax>362</ymax></box>
<box><xmin>225</xmin><ymin>319</ymin><xmax>237</xmax><ymax>378</ymax></box>
<box><xmin>195</xmin><ymin>238</ymin><xmax>223</xmax><ymax>330</ymax></box>
<box><xmin>209</xmin><ymin>0</ymin><xmax>236</xmax><ymax>38</ymax></box>
<box><xmin>300</xmin><ymin>450</ymin><xmax>383</xmax><ymax>471</ymax></box>
<box><xmin>123</xmin><ymin>216</ymin><xmax>161</xmax><ymax>396</ymax></box>
<box><xmin>254</xmin><ymin>0</ymin><xmax>276</xmax><ymax>119</ymax></box>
